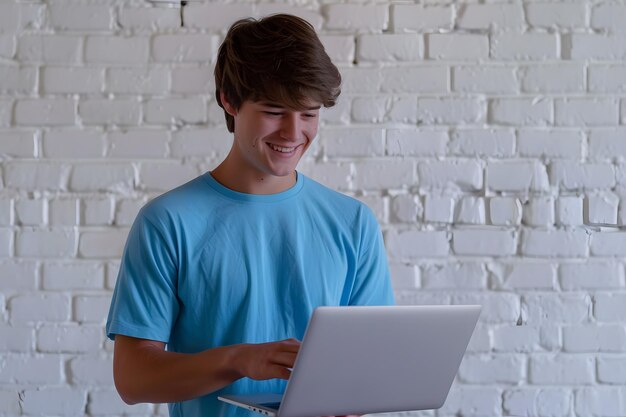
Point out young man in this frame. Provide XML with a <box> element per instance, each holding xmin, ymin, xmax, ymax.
<box><xmin>106</xmin><ymin>14</ymin><xmax>394</xmax><ymax>417</ymax></box>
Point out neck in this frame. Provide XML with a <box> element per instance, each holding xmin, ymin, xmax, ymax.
<box><xmin>210</xmin><ymin>155</ymin><xmax>296</xmax><ymax>195</ymax></box>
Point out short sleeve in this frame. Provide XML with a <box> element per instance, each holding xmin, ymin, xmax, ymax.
<box><xmin>106</xmin><ymin>207</ymin><xmax>179</xmax><ymax>342</ymax></box>
<box><xmin>347</xmin><ymin>205</ymin><xmax>395</xmax><ymax>306</ymax></box>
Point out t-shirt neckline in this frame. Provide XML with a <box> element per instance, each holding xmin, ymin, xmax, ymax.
<box><xmin>203</xmin><ymin>171</ymin><xmax>304</xmax><ymax>203</ymax></box>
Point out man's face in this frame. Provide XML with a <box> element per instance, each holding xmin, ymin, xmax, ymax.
<box><xmin>229</xmin><ymin>99</ymin><xmax>321</xmax><ymax>178</ymax></box>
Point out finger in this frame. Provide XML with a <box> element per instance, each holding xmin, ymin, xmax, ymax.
<box><xmin>270</xmin><ymin>351</ymin><xmax>298</xmax><ymax>367</ymax></box>
<box><xmin>279</xmin><ymin>339</ymin><xmax>301</xmax><ymax>352</ymax></box>
<box><xmin>268</xmin><ymin>364</ymin><xmax>292</xmax><ymax>380</ymax></box>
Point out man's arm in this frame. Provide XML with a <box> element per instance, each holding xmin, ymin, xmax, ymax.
<box><xmin>113</xmin><ymin>335</ymin><xmax>300</xmax><ymax>405</ymax></box>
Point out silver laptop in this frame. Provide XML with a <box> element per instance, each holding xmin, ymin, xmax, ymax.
<box><xmin>218</xmin><ymin>305</ymin><xmax>481</xmax><ymax>417</ymax></box>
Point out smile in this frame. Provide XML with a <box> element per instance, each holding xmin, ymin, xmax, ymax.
<box><xmin>268</xmin><ymin>143</ymin><xmax>296</xmax><ymax>153</ymax></box>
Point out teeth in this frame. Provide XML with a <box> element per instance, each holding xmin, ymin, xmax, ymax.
<box><xmin>269</xmin><ymin>144</ymin><xmax>295</xmax><ymax>153</ymax></box>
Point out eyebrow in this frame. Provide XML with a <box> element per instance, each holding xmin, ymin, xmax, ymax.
<box><xmin>258</xmin><ymin>101</ymin><xmax>321</xmax><ymax>111</ymax></box>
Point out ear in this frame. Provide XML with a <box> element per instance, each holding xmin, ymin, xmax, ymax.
<box><xmin>220</xmin><ymin>91</ymin><xmax>238</xmax><ymax>117</ymax></box>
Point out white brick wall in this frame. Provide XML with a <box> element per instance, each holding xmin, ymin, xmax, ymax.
<box><xmin>2</xmin><ymin>0</ymin><xmax>625</xmax><ymax>416</ymax></box>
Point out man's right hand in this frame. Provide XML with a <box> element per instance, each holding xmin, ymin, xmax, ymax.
<box><xmin>234</xmin><ymin>338</ymin><xmax>301</xmax><ymax>381</ymax></box>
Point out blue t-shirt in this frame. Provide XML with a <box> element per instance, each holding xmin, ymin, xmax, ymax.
<box><xmin>106</xmin><ymin>171</ymin><xmax>394</xmax><ymax>417</ymax></box>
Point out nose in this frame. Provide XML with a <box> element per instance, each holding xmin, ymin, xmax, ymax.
<box><xmin>279</xmin><ymin>114</ymin><xmax>303</xmax><ymax>141</ymax></box>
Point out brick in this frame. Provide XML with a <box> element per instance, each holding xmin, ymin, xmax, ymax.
<box><xmin>49</xmin><ymin>2</ymin><xmax>112</xmax><ymax>31</ymax></box>
<box><xmin>422</xmin><ymin>263</ymin><xmax>487</xmax><ymax>289</ymax></box>
<box><xmin>560</xmin><ymin>262</ymin><xmax>623</xmax><ymax>290</ymax></box>
<box><xmin>598</xmin><ymin>358</ymin><xmax>626</xmax><ymax>384</ymax></box>
<box><xmin>0</xmin><ymin>4</ymin><xmax>43</xmax><ymax>33</ymax></box>
<box><xmin>591</xmin><ymin>232</ymin><xmax>626</xmax><ymax>257</ymax></box>
<box><xmin>522</xmin><ymin>197</ymin><xmax>554</xmax><ymax>227</ymax></box>
<box><xmin>576</xmin><ymin>388</ymin><xmax>626</xmax><ymax>417</ymax></box>
<box><xmin>324</xmin><ymin>4</ymin><xmax>388</xmax><ymax>32</ymax></box>
<box><xmin>460</xmin><ymin>355</ymin><xmax>525</xmax><ymax>384</ymax></box>
<box><xmin>521</xmin><ymin>64</ymin><xmax>584</xmax><ymax>93</ymax></box>
<box><xmin>556</xmin><ymin>98</ymin><xmax>619</xmax><ymax>127</ymax></box>
<box><xmin>0</xmin><ymin>99</ymin><xmax>12</xmax><ymax>127</ymax></box>
<box><xmin>0</xmin><ymin>355</ymin><xmax>62</xmax><ymax>384</ymax></box>
<box><xmin>69</xmin><ymin>355</ymin><xmax>114</xmax><ymax>384</ymax></box>
<box><xmin>88</xmin><ymin>388</ymin><xmax>153</xmax><ymax>415</ymax></box>
<box><xmin>418</xmin><ymin>97</ymin><xmax>486</xmax><ymax>125</ymax></box>
<box><xmin>108</xmin><ymin>129</ymin><xmax>169</xmax><ymax>159</ymax></box>
<box><xmin>115</xmin><ymin>198</ymin><xmax>145</xmax><ymax>226</ymax></box>
<box><xmin>43</xmin><ymin>262</ymin><xmax>104</xmax><ymax>290</ymax></box>
<box><xmin>0</xmin><ymin>66</ymin><xmax>37</xmax><ymax>94</ymax></box>
<box><xmin>489</xmin><ymin>198</ymin><xmax>522</xmax><ymax>226</ymax></box>
<box><xmin>439</xmin><ymin>387</ymin><xmax>501</xmax><ymax>416</ymax></box>
<box><xmin>449</xmin><ymin>128</ymin><xmax>515</xmax><ymax>158</ymax></box>
<box><xmin>0</xmin><ymin>130</ymin><xmax>36</xmax><ymax>158</ymax></box>
<box><xmin>323</xmin><ymin>128</ymin><xmax>384</xmax><ymax>158</ymax></box>
<box><xmin>556</xmin><ymin>196</ymin><xmax>583</xmax><ymax>226</ymax></box>
<box><xmin>490</xmin><ymin>97</ymin><xmax>552</xmax><ymax>126</ymax></box>
<box><xmin>106</xmin><ymin>261</ymin><xmax>120</xmax><ymax>290</ymax></box>
<box><xmin>595</xmin><ymin>293</ymin><xmax>626</xmax><ymax>321</ymax></box>
<box><xmin>550</xmin><ymin>161</ymin><xmax>615</xmax><ymax>191</ymax></box>
<box><xmin>321</xmin><ymin>98</ymin><xmax>350</xmax><ymax>125</ymax></box>
<box><xmin>592</xmin><ymin>4</ymin><xmax>626</xmax><ymax>33</ymax></box>
<box><xmin>86</xmin><ymin>36</ymin><xmax>149</xmax><ymax>64</ymax></box>
<box><xmin>79</xmin><ymin>98</ymin><xmax>141</xmax><ymax>126</ymax></box>
<box><xmin>18</xmin><ymin>35</ymin><xmax>82</xmax><ymax>63</ymax></box>
<box><xmin>74</xmin><ymin>295</ymin><xmax>111</xmax><ymax>323</ymax></box>
<box><xmin>118</xmin><ymin>6</ymin><xmax>180</xmax><ymax>31</ymax></box>
<box><xmin>43</xmin><ymin>129</ymin><xmax>105</xmax><ymax>158</ymax></box>
<box><xmin>357</xmin><ymin>34</ymin><xmax>422</xmax><ymax>62</ymax></box>
<box><xmin>70</xmin><ymin>163</ymin><xmax>135</xmax><ymax>192</ymax></box>
<box><xmin>0</xmin><ymin>198</ymin><xmax>13</xmax><ymax>225</ymax></box>
<box><xmin>381</xmin><ymin>66</ymin><xmax>447</xmax><ymax>93</ymax></box>
<box><xmin>387</xmin><ymin>129</ymin><xmax>447</xmax><ymax>157</ymax></box>
<box><xmin>9</xmin><ymin>294</ymin><xmax>70</xmax><ymax>323</ymax></box>
<box><xmin>458</xmin><ymin>4</ymin><xmax>524</xmax><ymax>30</ymax></box>
<box><xmin>467</xmin><ymin>326</ymin><xmax>491</xmax><ymax>353</ymax></box>
<box><xmin>298</xmin><ymin>162</ymin><xmax>351</xmax><ymax>191</ymax></box>
<box><xmin>526</xmin><ymin>3</ymin><xmax>587</xmax><ymax>28</ymax></box>
<box><xmin>392</xmin><ymin>4</ymin><xmax>453</xmax><ymax>32</ymax></box>
<box><xmin>170</xmin><ymin>67</ymin><xmax>212</xmax><ymax>94</ymax></box>
<box><xmin>525</xmin><ymin>293</ymin><xmax>591</xmax><ymax>324</ymax></box>
<box><xmin>5</xmin><ymin>162</ymin><xmax>69</xmax><ymax>191</ymax></box>
<box><xmin>357</xmin><ymin>195</ymin><xmax>387</xmax><ymax>225</ymax></box>
<box><xmin>492</xmin><ymin>33</ymin><xmax>559</xmax><ymax>60</ymax></box>
<box><xmin>504</xmin><ymin>388</ymin><xmax>572</xmax><ymax>417</ymax></box>
<box><xmin>424</xmin><ymin>195</ymin><xmax>454</xmax><ymax>224</ymax></box>
<box><xmin>350</xmin><ymin>96</ymin><xmax>388</xmax><ymax>124</ymax></box>
<box><xmin>37</xmin><ymin>324</ymin><xmax>102</xmax><ymax>353</ymax></box>
<box><xmin>563</xmin><ymin>325</ymin><xmax>626</xmax><ymax>352</ymax></box>
<box><xmin>0</xmin><ymin>228</ymin><xmax>12</xmax><ymax>257</ymax></box>
<box><xmin>568</xmin><ymin>34</ymin><xmax>626</xmax><ymax>60</ymax></box>
<box><xmin>21</xmin><ymin>387</ymin><xmax>86</xmax><ymax>415</ymax></box>
<box><xmin>0</xmin><ymin>260</ymin><xmax>37</xmax><ymax>291</ymax></box>
<box><xmin>486</xmin><ymin>161</ymin><xmax>549</xmax><ymax>192</ymax></box>
<box><xmin>521</xmin><ymin>229</ymin><xmax>588</xmax><ymax>258</ymax></box>
<box><xmin>49</xmin><ymin>198</ymin><xmax>79</xmax><ymax>226</ymax></box>
<box><xmin>589</xmin><ymin>128</ymin><xmax>626</xmax><ymax>160</ymax></box>
<box><xmin>386</xmin><ymin>98</ymin><xmax>416</xmax><ymax>126</ymax></box>
<box><xmin>145</xmin><ymin>98</ymin><xmax>206</xmax><ymax>125</ymax></box>
<box><xmin>0</xmin><ymin>35</ymin><xmax>15</xmax><ymax>59</ymax></box>
<box><xmin>16</xmin><ymin>229</ymin><xmax>77</xmax><ymax>258</ymax></box>
<box><xmin>453</xmin><ymin>229</ymin><xmax>517</xmax><ymax>257</ymax></box>
<box><xmin>417</xmin><ymin>160</ymin><xmax>482</xmax><ymax>191</ymax></box>
<box><xmin>170</xmin><ymin>128</ymin><xmax>232</xmax><ymax>159</ymax></box>
<box><xmin>42</xmin><ymin>66</ymin><xmax>104</xmax><ymax>94</ymax></box>
<box><xmin>341</xmin><ymin>68</ymin><xmax>381</xmax><ymax>93</ymax></box>
<box><xmin>386</xmin><ymin>230</ymin><xmax>449</xmax><ymax>259</ymax></box>
<box><xmin>79</xmin><ymin>229</ymin><xmax>129</xmax><ymax>259</ymax></box>
<box><xmin>139</xmin><ymin>162</ymin><xmax>198</xmax><ymax>192</ymax></box>
<box><xmin>0</xmin><ymin>325</ymin><xmax>33</xmax><ymax>352</ymax></box>
<box><xmin>15</xmin><ymin>98</ymin><xmax>76</xmax><ymax>126</ymax></box>
<box><xmin>531</xmin><ymin>356</ymin><xmax>594</xmax><ymax>384</ymax></box>
<box><xmin>15</xmin><ymin>199</ymin><xmax>45</xmax><ymax>226</ymax></box>
<box><xmin>453</xmin><ymin>292</ymin><xmax>521</xmax><ymax>323</ymax></box>
<box><xmin>456</xmin><ymin>197</ymin><xmax>485</xmax><ymax>224</ymax></box>
<box><xmin>453</xmin><ymin>66</ymin><xmax>517</xmax><ymax>94</ymax></box>
<box><xmin>518</xmin><ymin>129</ymin><xmax>583</xmax><ymax>159</ymax></box>
<box><xmin>389</xmin><ymin>263</ymin><xmax>419</xmax><ymax>290</ymax></box>
<box><xmin>320</xmin><ymin>35</ymin><xmax>355</xmax><ymax>64</ymax></box>
<box><xmin>353</xmin><ymin>160</ymin><xmax>414</xmax><ymax>190</ymax></box>
<box><xmin>152</xmin><ymin>35</ymin><xmax>216</xmax><ymax>63</ymax></box>
<box><xmin>586</xmin><ymin>192</ymin><xmax>619</xmax><ymax>225</ymax></box>
<box><xmin>428</xmin><ymin>34</ymin><xmax>489</xmax><ymax>60</ymax></box>
<box><xmin>389</xmin><ymin>194</ymin><xmax>421</xmax><ymax>224</ymax></box>
<box><xmin>493</xmin><ymin>326</ymin><xmax>540</xmax><ymax>353</ymax></box>
<box><xmin>589</xmin><ymin>65</ymin><xmax>626</xmax><ymax>93</ymax></box>
<box><xmin>106</xmin><ymin>67</ymin><xmax>170</xmax><ymax>95</ymax></box>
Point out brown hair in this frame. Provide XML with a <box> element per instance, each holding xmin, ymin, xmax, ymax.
<box><xmin>214</xmin><ymin>14</ymin><xmax>342</xmax><ymax>133</ymax></box>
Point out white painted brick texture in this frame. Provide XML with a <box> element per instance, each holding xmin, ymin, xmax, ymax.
<box><xmin>1</xmin><ymin>0</ymin><xmax>625</xmax><ymax>416</ymax></box>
